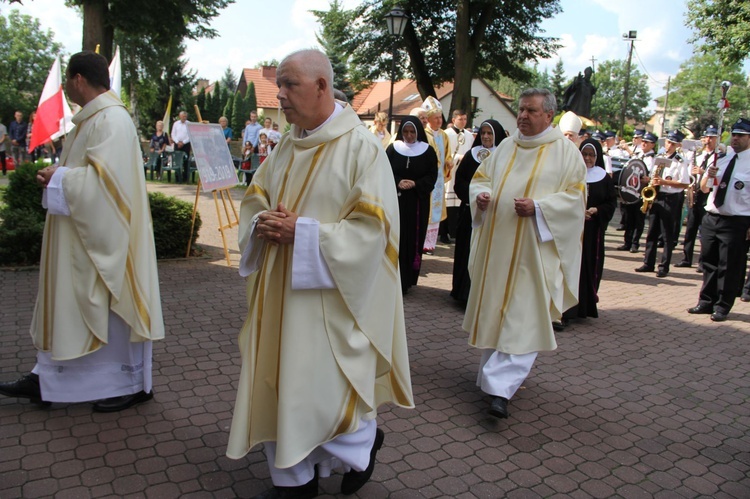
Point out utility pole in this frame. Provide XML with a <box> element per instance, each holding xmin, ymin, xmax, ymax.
<box><xmin>620</xmin><ymin>31</ymin><xmax>637</xmax><ymax>138</ymax></box>
<box><xmin>590</xmin><ymin>56</ymin><xmax>597</xmax><ymax>122</ymax></box>
<box><xmin>661</xmin><ymin>76</ymin><xmax>671</xmax><ymax>137</ymax></box>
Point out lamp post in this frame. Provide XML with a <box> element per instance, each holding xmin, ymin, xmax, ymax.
<box><xmin>619</xmin><ymin>30</ymin><xmax>637</xmax><ymax>138</ymax></box>
<box><xmin>385</xmin><ymin>7</ymin><xmax>408</xmax><ymax>133</ymax></box>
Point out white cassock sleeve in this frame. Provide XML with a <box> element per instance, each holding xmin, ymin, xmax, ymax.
<box><xmin>239</xmin><ymin>213</ymin><xmax>267</xmax><ymax>277</ymax></box>
<box><xmin>41</xmin><ymin>166</ymin><xmax>71</xmax><ymax>216</ymax></box>
<box><xmin>533</xmin><ymin>201</ymin><xmax>553</xmax><ymax>243</ymax></box>
<box><xmin>292</xmin><ymin>217</ymin><xmax>335</xmax><ymax>290</ymax></box>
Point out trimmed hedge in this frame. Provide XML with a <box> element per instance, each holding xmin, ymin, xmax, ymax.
<box><xmin>0</xmin><ymin>164</ymin><xmax>201</xmax><ymax>265</ymax></box>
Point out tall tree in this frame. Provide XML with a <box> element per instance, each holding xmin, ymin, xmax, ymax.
<box><xmin>245</xmin><ymin>81</ymin><xmax>257</xmax><ymax>115</ymax></box>
<box><xmin>663</xmin><ymin>50</ymin><xmax>749</xmax><ymax>138</ymax></box>
<box><xmin>222</xmin><ymin>66</ymin><xmax>237</xmax><ymax>93</ymax></box>
<box><xmin>312</xmin><ymin>0</ymin><xmax>356</xmax><ymax>100</ymax></box>
<box><xmin>232</xmin><ymin>91</ymin><xmax>246</xmax><ymax>138</ymax></box>
<box><xmin>590</xmin><ymin>59</ymin><xmax>650</xmax><ymax>129</ymax></box>
<box><xmin>223</xmin><ymin>93</ymin><xmax>234</xmax><ymax>127</ymax></box>
<box><xmin>0</xmin><ymin>10</ymin><xmax>64</xmax><ymax>125</ymax></box>
<box><xmin>550</xmin><ymin>59</ymin><xmax>567</xmax><ymax>106</ymax></box>
<box><xmin>315</xmin><ymin>0</ymin><xmax>560</xmax><ymax>125</ymax></box>
<box><xmin>686</xmin><ymin>0</ymin><xmax>750</xmax><ymax>66</ymax></box>
<box><xmin>196</xmin><ymin>87</ymin><xmax>207</xmax><ymax>119</ymax></box>
<box><xmin>208</xmin><ymin>81</ymin><xmax>222</xmax><ymax>122</ymax></box>
<box><xmin>64</xmin><ymin>0</ymin><xmax>233</xmax><ymax>63</ymax></box>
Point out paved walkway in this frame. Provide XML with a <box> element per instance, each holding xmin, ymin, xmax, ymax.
<box><xmin>1</xmin><ymin>180</ymin><xmax>749</xmax><ymax>498</ymax></box>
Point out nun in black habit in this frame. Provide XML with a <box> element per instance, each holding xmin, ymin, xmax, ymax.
<box><xmin>386</xmin><ymin>116</ymin><xmax>439</xmax><ymax>294</ymax></box>
<box><xmin>450</xmin><ymin>119</ymin><xmax>507</xmax><ymax>306</ymax></box>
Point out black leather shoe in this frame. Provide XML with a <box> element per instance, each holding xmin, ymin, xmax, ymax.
<box><xmin>629</xmin><ymin>246</ymin><xmax>640</xmax><ymax>253</ymax></box>
<box><xmin>439</xmin><ymin>234</ymin><xmax>453</xmax><ymax>244</ymax></box>
<box><xmin>0</xmin><ymin>373</ymin><xmax>49</xmax><ymax>405</ymax></box>
<box><xmin>710</xmin><ymin>311</ymin><xmax>728</xmax><ymax>322</ymax></box>
<box><xmin>675</xmin><ymin>261</ymin><xmax>691</xmax><ymax>268</ymax></box>
<box><xmin>696</xmin><ymin>267</ymin><xmax>704</xmax><ymax>273</ymax></box>
<box><xmin>488</xmin><ymin>396</ymin><xmax>509</xmax><ymax>419</ymax></box>
<box><xmin>655</xmin><ymin>270</ymin><xmax>669</xmax><ymax>278</ymax></box>
<box><xmin>93</xmin><ymin>390</ymin><xmax>153</xmax><ymax>413</ymax></box>
<box><xmin>634</xmin><ymin>265</ymin><xmax>654</xmax><ymax>273</ymax></box>
<box><xmin>253</xmin><ymin>474</ymin><xmax>319</xmax><ymax>499</ymax></box>
<box><xmin>657</xmin><ymin>241</ymin><xmax>664</xmax><ymax>248</ymax></box>
<box><xmin>687</xmin><ymin>305</ymin><xmax>712</xmax><ymax>315</ymax></box>
<box><xmin>616</xmin><ymin>225</ymin><xmax>626</xmax><ymax>231</ymax></box>
<box><xmin>740</xmin><ymin>294</ymin><xmax>750</xmax><ymax>303</ymax></box>
<box><xmin>616</xmin><ymin>244</ymin><xmax>631</xmax><ymax>251</ymax></box>
<box><xmin>341</xmin><ymin>428</ymin><xmax>384</xmax><ymax>495</ymax></box>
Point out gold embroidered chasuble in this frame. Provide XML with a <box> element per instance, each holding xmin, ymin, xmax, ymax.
<box><xmin>30</xmin><ymin>91</ymin><xmax>164</xmax><ymax>360</ymax></box>
<box><xmin>463</xmin><ymin>126</ymin><xmax>586</xmax><ymax>355</ymax></box>
<box><xmin>227</xmin><ymin>105</ymin><xmax>414</xmax><ymax>468</ymax></box>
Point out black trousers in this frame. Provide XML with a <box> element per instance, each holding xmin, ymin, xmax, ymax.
<box><xmin>622</xmin><ymin>202</ymin><xmax>646</xmax><ymax>249</ymax></box>
<box><xmin>643</xmin><ymin>192</ymin><xmax>681</xmax><ymax>271</ymax></box>
<box><xmin>673</xmin><ymin>191</ymin><xmax>686</xmax><ymax>245</ymax></box>
<box><xmin>698</xmin><ymin>213</ymin><xmax>750</xmax><ymax>314</ymax></box>
<box><xmin>0</xmin><ymin>151</ymin><xmax>6</xmax><ymax>174</ymax></box>
<box><xmin>176</xmin><ymin>143</ymin><xmax>192</xmax><ymax>183</ymax></box>
<box><xmin>681</xmin><ymin>192</ymin><xmax>707</xmax><ymax>265</ymax></box>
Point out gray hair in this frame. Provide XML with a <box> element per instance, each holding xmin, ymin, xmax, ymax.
<box><xmin>280</xmin><ymin>49</ymin><xmax>334</xmax><ymax>96</ymax></box>
<box><xmin>519</xmin><ymin>88</ymin><xmax>557</xmax><ymax>114</ymax></box>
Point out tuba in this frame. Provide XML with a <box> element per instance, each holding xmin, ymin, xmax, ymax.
<box><xmin>640</xmin><ymin>162</ymin><xmax>667</xmax><ymax>214</ymax></box>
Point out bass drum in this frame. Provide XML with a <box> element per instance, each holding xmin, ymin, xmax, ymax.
<box><xmin>618</xmin><ymin>158</ymin><xmax>649</xmax><ymax>204</ymax></box>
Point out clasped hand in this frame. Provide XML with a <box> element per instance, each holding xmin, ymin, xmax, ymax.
<box><xmin>36</xmin><ymin>166</ymin><xmax>58</xmax><ymax>188</ymax></box>
<box><xmin>475</xmin><ymin>193</ymin><xmax>535</xmax><ymax>217</ymax></box>
<box><xmin>256</xmin><ymin>203</ymin><xmax>298</xmax><ymax>245</ymax></box>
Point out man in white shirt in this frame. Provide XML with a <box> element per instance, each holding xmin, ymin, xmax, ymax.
<box><xmin>171</xmin><ymin>111</ymin><xmax>191</xmax><ymax>182</ymax></box>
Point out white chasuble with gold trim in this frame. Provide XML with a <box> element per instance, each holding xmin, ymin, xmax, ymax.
<box><xmin>227</xmin><ymin>105</ymin><xmax>414</xmax><ymax>468</ymax></box>
<box><xmin>464</xmin><ymin>126</ymin><xmax>586</xmax><ymax>355</ymax></box>
<box><xmin>30</xmin><ymin>91</ymin><xmax>164</xmax><ymax>360</ymax></box>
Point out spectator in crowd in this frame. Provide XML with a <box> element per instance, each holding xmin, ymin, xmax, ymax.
<box><xmin>149</xmin><ymin>120</ymin><xmax>170</xmax><ymax>179</ymax></box>
<box><xmin>9</xmin><ymin>110</ymin><xmax>28</xmax><ymax>166</ymax></box>
<box><xmin>171</xmin><ymin>111</ymin><xmax>191</xmax><ymax>182</ymax></box>
<box><xmin>369</xmin><ymin>111</ymin><xmax>392</xmax><ymax>149</ymax></box>
<box><xmin>242</xmin><ymin>110</ymin><xmax>263</xmax><ymax>151</ymax></box>
<box><xmin>0</xmin><ymin>120</ymin><xmax>7</xmax><ymax>175</ymax></box>
<box><xmin>219</xmin><ymin>116</ymin><xmax>232</xmax><ymax>145</ymax></box>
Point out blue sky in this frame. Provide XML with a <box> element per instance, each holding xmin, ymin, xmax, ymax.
<box><xmin>2</xmin><ymin>0</ymin><xmax>702</xmax><ymax>103</ymax></box>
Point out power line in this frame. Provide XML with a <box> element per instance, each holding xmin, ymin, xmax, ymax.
<box><xmin>632</xmin><ymin>45</ymin><xmax>669</xmax><ymax>87</ymax></box>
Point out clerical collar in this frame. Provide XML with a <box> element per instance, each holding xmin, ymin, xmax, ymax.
<box><xmin>519</xmin><ymin>125</ymin><xmax>553</xmax><ymax>141</ymax></box>
<box><xmin>299</xmin><ymin>103</ymin><xmax>344</xmax><ymax>138</ymax></box>
<box><xmin>451</xmin><ymin>125</ymin><xmax>463</xmax><ymax>133</ymax></box>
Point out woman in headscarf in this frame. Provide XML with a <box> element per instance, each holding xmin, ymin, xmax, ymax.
<box><xmin>450</xmin><ymin>119</ymin><xmax>506</xmax><ymax>306</ymax></box>
<box><xmin>562</xmin><ymin>138</ymin><xmax>617</xmax><ymax>322</ymax></box>
<box><xmin>386</xmin><ymin>116</ymin><xmax>439</xmax><ymax>294</ymax></box>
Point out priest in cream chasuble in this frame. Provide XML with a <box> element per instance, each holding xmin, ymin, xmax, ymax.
<box><xmin>227</xmin><ymin>50</ymin><xmax>413</xmax><ymax>497</ymax></box>
<box><xmin>463</xmin><ymin>89</ymin><xmax>585</xmax><ymax>420</ymax></box>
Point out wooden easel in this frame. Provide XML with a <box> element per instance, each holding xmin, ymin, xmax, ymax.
<box><xmin>184</xmin><ymin>104</ymin><xmax>239</xmax><ymax>266</ymax></box>
<box><xmin>186</xmin><ymin>179</ymin><xmax>239</xmax><ymax>265</ymax></box>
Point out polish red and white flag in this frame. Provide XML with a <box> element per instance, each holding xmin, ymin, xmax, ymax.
<box><xmin>28</xmin><ymin>57</ymin><xmax>67</xmax><ymax>152</ymax></box>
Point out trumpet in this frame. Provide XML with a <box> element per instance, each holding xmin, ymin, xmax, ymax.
<box><xmin>640</xmin><ymin>162</ymin><xmax>666</xmax><ymax>214</ymax></box>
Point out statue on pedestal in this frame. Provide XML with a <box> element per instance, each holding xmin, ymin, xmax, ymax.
<box><xmin>562</xmin><ymin>66</ymin><xmax>596</xmax><ymax>119</ymax></box>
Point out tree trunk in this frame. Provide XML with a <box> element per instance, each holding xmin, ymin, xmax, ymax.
<box><xmin>82</xmin><ymin>0</ymin><xmax>113</xmax><ymax>62</ymax></box>
<box><xmin>402</xmin><ymin>22</ymin><xmax>436</xmax><ymax>101</ymax></box>
<box><xmin>452</xmin><ymin>1</ymin><xmax>496</xmax><ymax>128</ymax></box>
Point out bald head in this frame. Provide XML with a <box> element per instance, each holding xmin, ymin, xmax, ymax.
<box><xmin>276</xmin><ymin>50</ymin><xmax>336</xmax><ymax>129</ymax></box>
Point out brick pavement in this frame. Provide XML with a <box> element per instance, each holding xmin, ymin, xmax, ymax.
<box><xmin>1</xmin><ymin>180</ymin><xmax>749</xmax><ymax>498</ymax></box>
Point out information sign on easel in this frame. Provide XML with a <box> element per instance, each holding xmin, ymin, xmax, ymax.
<box><xmin>185</xmin><ymin>123</ymin><xmax>240</xmax><ymax>265</ymax></box>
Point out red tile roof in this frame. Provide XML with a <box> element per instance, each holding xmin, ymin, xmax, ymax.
<box><xmin>240</xmin><ymin>67</ymin><xmax>279</xmax><ymax>109</ymax></box>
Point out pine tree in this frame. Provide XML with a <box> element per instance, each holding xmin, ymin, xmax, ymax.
<box><xmin>551</xmin><ymin>59</ymin><xmax>566</xmax><ymax>107</ymax></box>
<box><xmin>196</xmin><ymin>87</ymin><xmax>206</xmax><ymax>120</ymax></box>
<box><xmin>208</xmin><ymin>81</ymin><xmax>222</xmax><ymax>122</ymax></box>
<box><xmin>222</xmin><ymin>66</ymin><xmax>238</xmax><ymax>93</ymax></box>
<box><xmin>245</xmin><ymin>81</ymin><xmax>257</xmax><ymax>115</ymax></box>
<box><xmin>232</xmin><ymin>92</ymin><xmax>246</xmax><ymax>140</ymax></box>
<box><xmin>223</xmin><ymin>93</ymin><xmax>234</xmax><ymax>127</ymax></box>
<box><xmin>204</xmin><ymin>90</ymin><xmax>214</xmax><ymax>122</ymax></box>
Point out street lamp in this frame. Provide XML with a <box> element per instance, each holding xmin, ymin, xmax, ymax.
<box><xmin>385</xmin><ymin>7</ymin><xmax>408</xmax><ymax>133</ymax></box>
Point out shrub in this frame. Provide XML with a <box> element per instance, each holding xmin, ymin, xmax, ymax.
<box><xmin>0</xmin><ymin>167</ymin><xmax>202</xmax><ymax>265</ymax></box>
<box><xmin>0</xmin><ymin>207</ymin><xmax>46</xmax><ymax>266</ymax></box>
<box><xmin>149</xmin><ymin>191</ymin><xmax>202</xmax><ymax>259</ymax></box>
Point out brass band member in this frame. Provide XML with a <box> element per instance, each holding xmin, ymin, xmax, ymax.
<box><xmin>618</xmin><ymin>132</ymin><xmax>658</xmax><ymax>253</ymax></box>
<box><xmin>688</xmin><ymin>118</ymin><xmax>750</xmax><ymax>321</ymax></box>
<box><xmin>635</xmin><ymin>129</ymin><xmax>690</xmax><ymax>277</ymax></box>
<box><xmin>677</xmin><ymin>125</ymin><xmax>719</xmax><ymax>270</ymax></box>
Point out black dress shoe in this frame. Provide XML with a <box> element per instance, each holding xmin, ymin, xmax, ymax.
<box><xmin>657</xmin><ymin>241</ymin><xmax>664</xmax><ymax>248</ymax></box>
<box><xmin>341</xmin><ymin>428</ymin><xmax>384</xmax><ymax>495</ymax></box>
<box><xmin>616</xmin><ymin>225</ymin><xmax>626</xmax><ymax>231</ymax></box>
<box><xmin>655</xmin><ymin>270</ymin><xmax>669</xmax><ymax>278</ymax></box>
<box><xmin>710</xmin><ymin>311</ymin><xmax>728</xmax><ymax>322</ymax></box>
<box><xmin>629</xmin><ymin>246</ymin><xmax>640</xmax><ymax>253</ymax></box>
<box><xmin>93</xmin><ymin>390</ymin><xmax>153</xmax><ymax>413</ymax></box>
<box><xmin>675</xmin><ymin>261</ymin><xmax>692</xmax><ymax>268</ymax></box>
<box><xmin>0</xmin><ymin>373</ymin><xmax>49</xmax><ymax>405</ymax></box>
<box><xmin>687</xmin><ymin>305</ymin><xmax>712</xmax><ymax>315</ymax></box>
<box><xmin>488</xmin><ymin>396</ymin><xmax>509</xmax><ymax>419</ymax></box>
<box><xmin>616</xmin><ymin>244</ymin><xmax>631</xmax><ymax>251</ymax></box>
<box><xmin>741</xmin><ymin>294</ymin><xmax>750</xmax><ymax>303</ymax></box>
<box><xmin>696</xmin><ymin>267</ymin><xmax>704</xmax><ymax>274</ymax></box>
<box><xmin>634</xmin><ymin>265</ymin><xmax>654</xmax><ymax>273</ymax></box>
<box><xmin>253</xmin><ymin>474</ymin><xmax>319</xmax><ymax>499</ymax></box>
<box><xmin>439</xmin><ymin>234</ymin><xmax>453</xmax><ymax>244</ymax></box>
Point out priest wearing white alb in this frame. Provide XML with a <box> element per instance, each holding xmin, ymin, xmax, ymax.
<box><xmin>0</xmin><ymin>51</ymin><xmax>164</xmax><ymax>412</ymax></box>
<box><xmin>227</xmin><ymin>49</ymin><xmax>414</xmax><ymax>499</ymax></box>
<box><xmin>464</xmin><ymin>88</ymin><xmax>586</xmax><ymax>419</ymax></box>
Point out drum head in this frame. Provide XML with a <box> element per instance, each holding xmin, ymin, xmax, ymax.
<box><xmin>618</xmin><ymin>158</ymin><xmax>648</xmax><ymax>204</ymax></box>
